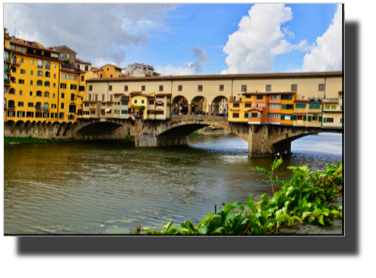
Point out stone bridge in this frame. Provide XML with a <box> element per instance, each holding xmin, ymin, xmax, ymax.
<box><xmin>4</xmin><ymin>115</ymin><xmax>342</xmax><ymax>157</ymax></box>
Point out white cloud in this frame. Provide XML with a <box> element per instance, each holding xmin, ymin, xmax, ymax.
<box><xmin>302</xmin><ymin>4</ymin><xmax>342</xmax><ymax>72</ymax></box>
<box><xmin>155</xmin><ymin>46</ymin><xmax>209</xmax><ymax>75</ymax></box>
<box><xmin>4</xmin><ymin>4</ymin><xmax>175</xmax><ymax>68</ymax></box>
<box><xmin>221</xmin><ymin>4</ymin><xmax>311</xmax><ymax>74</ymax></box>
<box><xmin>282</xmin><ymin>26</ymin><xmax>295</xmax><ymax>39</ymax></box>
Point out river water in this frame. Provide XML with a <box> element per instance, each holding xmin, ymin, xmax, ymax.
<box><xmin>4</xmin><ymin>133</ymin><xmax>342</xmax><ymax>234</ymax></box>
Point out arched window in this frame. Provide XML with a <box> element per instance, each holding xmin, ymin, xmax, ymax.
<box><xmin>9</xmin><ymin>88</ymin><xmax>15</xmax><ymax>94</ymax></box>
<box><xmin>43</xmin><ymin>103</ymin><xmax>49</xmax><ymax>110</ymax></box>
<box><xmin>37</xmin><ymin>80</ymin><xmax>43</xmax><ymax>86</ymax></box>
<box><xmin>45</xmin><ymin>71</ymin><xmax>50</xmax><ymax>77</ymax></box>
<box><xmin>44</xmin><ymin>81</ymin><xmax>50</xmax><ymax>87</ymax></box>
<box><xmin>45</xmin><ymin>61</ymin><xmax>50</xmax><ymax>70</ymax></box>
<box><xmin>81</xmin><ymin>76</ymin><xmax>84</xmax><ymax>82</ymax></box>
<box><xmin>8</xmin><ymin>100</ymin><xmax>14</xmax><ymax>108</ymax></box>
<box><xmin>37</xmin><ymin>60</ymin><xmax>43</xmax><ymax>69</ymax></box>
<box><xmin>11</xmin><ymin>55</ymin><xmax>16</xmax><ymax>64</ymax></box>
<box><xmin>36</xmin><ymin>102</ymin><xmax>42</xmax><ymax>108</ymax></box>
<box><xmin>37</xmin><ymin>70</ymin><xmax>43</xmax><ymax>76</ymax></box>
<box><xmin>44</xmin><ymin>91</ymin><xmax>49</xmax><ymax>97</ymax></box>
<box><xmin>36</xmin><ymin>91</ymin><xmax>42</xmax><ymax>97</ymax></box>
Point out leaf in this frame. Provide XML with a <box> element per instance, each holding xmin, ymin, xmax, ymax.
<box><xmin>302</xmin><ymin>212</ymin><xmax>312</xmax><ymax>220</ymax></box>
<box><xmin>247</xmin><ymin>194</ymin><xmax>254</xmax><ymax>211</ymax></box>
<box><xmin>254</xmin><ymin>166</ymin><xmax>271</xmax><ymax>176</ymax></box>
<box><xmin>318</xmin><ymin>215</ymin><xmax>325</xmax><ymax>226</ymax></box>
<box><xmin>212</xmin><ymin>227</ymin><xmax>225</xmax><ymax>234</ymax></box>
<box><xmin>260</xmin><ymin>194</ymin><xmax>269</xmax><ymax>203</ymax></box>
<box><xmin>286</xmin><ymin>186</ymin><xmax>297</xmax><ymax>197</ymax></box>
<box><xmin>276</xmin><ymin>213</ymin><xmax>289</xmax><ymax>223</ymax></box>
<box><xmin>164</xmin><ymin>220</ymin><xmax>173</xmax><ymax>230</ymax></box>
<box><xmin>228</xmin><ymin>201</ymin><xmax>244</xmax><ymax>212</ymax></box>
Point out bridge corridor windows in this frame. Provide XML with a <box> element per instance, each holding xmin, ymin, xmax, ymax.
<box><xmin>172</xmin><ymin>95</ymin><xmax>188</xmax><ymax>115</ymax></box>
<box><xmin>211</xmin><ymin>95</ymin><xmax>228</xmax><ymax>116</ymax></box>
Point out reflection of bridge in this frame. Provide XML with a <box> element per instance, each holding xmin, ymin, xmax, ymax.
<box><xmin>4</xmin><ymin>115</ymin><xmax>342</xmax><ymax>157</ymax></box>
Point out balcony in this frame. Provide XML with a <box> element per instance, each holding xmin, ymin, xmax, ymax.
<box><xmin>35</xmin><ymin>106</ymin><xmax>42</xmax><ymax>111</ymax></box>
<box><xmin>4</xmin><ymin>68</ymin><xmax>10</xmax><ymax>74</ymax></box>
<box><xmin>4</xmin><ymin>57</ymin><xmax>11</xmax><ymax>63</ymax></box>
<box><xmin>43</xmin><ymin>107</ymin><xmax>49</xmax><ymax>112</ymax></box>
<box><xmin>4</xmin><ymin>80</ymin><xmax>11</xmax><ymax>86</ymax></box>
<box><xmin>12</xmin><ymin>60</ymin><xmax>21</xmax><ymax>66</ymax></box>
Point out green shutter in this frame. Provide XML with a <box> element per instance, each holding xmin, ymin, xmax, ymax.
<box><xmin>281</xmin><ymin>115</ymin><xmax>285</xmax><ymax>120</ymax></box>
<box><xmin>308</xmin><ymin>116</ymin><xmax>312</xmax><ymax>122</ymax></box>
<box><xmin>341</xmin><ymin>105</ymin><xmax>343</xmax><ymax>110</ymax></box>
<box><xmin>303</xmin><ymin>115</ymin><xmax>307</xmax><ymax>121</ymax></box>
<box><xmin>340</xmin><ymin>118</ymin><xmax>342</xmax><ymax>123</ymax></box>
<box><xmin>323</xmin><ymin>118</ymin><xmax>327</xmax><ymax>123</ymax></box>
<box><xmin>292</xmin><ymin>115</ymin><xmax>296</xmax><ymax>121</ymax></box>
<box><xmin>316</xmin><ymin>104</ymin><xmax>321</xmax><ymax>109</ymax></box>
<box><xmin>319</xmin><ymin>116</ymin><xmax>322</xmax><ymax>122</ymax></box>
<box><xmin>282</xmin><ymin>104</ymin><xmax>286</xmax><ymax>110</ymax></box>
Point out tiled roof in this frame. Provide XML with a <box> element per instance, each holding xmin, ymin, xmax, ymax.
<box><xmin>10</xmin><ymin>40</ymin><xmax>60</xmax><ymax>53</ymax></box>
<box><xmin>156</xmin><ymin>93</ymin><xmax>172</xmax><ymax>96</ymax></box>
<box><xmin>101</xmin><ymin>64</ymin><xmax>123</xmax><ymax>70</ymax></box>
<box><xmin>113</xmin><ymin>93</ymin><xmax>124</xmax><ymax>96</ymax></box>
<box><xmin>86</xmin><ymin>71</ymin><xmax>342</xmax><ymax>82</ymax></box>
<box><xmin>243</xmin><ymin>92</ymin><xmax>296</xmax><ymax>95</ymax></box>
<box><xmin>122</xmin><ymin>74</ymin><xmax>135</xmax><ymax>78</ymax></box>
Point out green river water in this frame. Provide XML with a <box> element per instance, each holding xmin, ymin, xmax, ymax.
<box><xmin>4</xmin><ymin>133</ymin><xmax>342</xmax><ymax>234</ymax></box>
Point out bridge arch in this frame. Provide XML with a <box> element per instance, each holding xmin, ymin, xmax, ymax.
<box><xmin>210</xmin><ymin>95</ymin><xmax>228</xmax><ymax>116</ymax></box>
<box><xmin>190</xmin><ymin>95</ymin><xmax>207</xmax><ymax>115</ymax></box>
<box><xmin>172</xmin><ymin>95</ymin><xmax>189</xmax><ymax>115</ymax></box>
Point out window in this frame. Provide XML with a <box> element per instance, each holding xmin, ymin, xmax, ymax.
<box><xmin>178</xmin><ymin>85</ymin><xmax>183</xmax><ymax>91</ymax></box>
<box><xmin>149</xmin><ymin>100</ymin><xmax>154</xmax><ymax>105</ymax></box>
<box><xmin>30</xmin><ymin>70</ymin><xmax>33</xmax><ymax>76</ymax></box>
<box><xmin>88</xmin><ymin>94</ymin><xmax>92</xmax><ymax>101</ymax></box>
<box><xmin>233</xmin><ymin>103</ymin><xmax>240</xmax><ymax>108</ymax></box>
<box><xmin>114</xmin><ymin>110</ymin><xmax>120</xmax><ymax>114</ymax></box>
<box><xmin>309</xmin><ymin>103</ymin><xmax>320</xmax><ymax>109</ymax></box>
<box><xmin>250</xmin><ymin>113</ymin><xmax>258</xmax><ymax>118</ymax></box>
<box><xmin>110</xmin><ymin>95</ymin><xmax>113</xmax><ymax>101</ymax></box>
<box><xmin>44</xmin><ymin>81</ymin><xmax>50</xmax><ymax>87</ymax></box>
<box><xmin>319</xmin><ymin>84</ymin><xmax>325</xmax><ymax>91</ymax></box>
<box><xmin>45</xmin><ymin>71</ymin><xmax>50</xmax><ymax>77</ymax></box>
<box><xmin>31</xmin><ymin>60</ymin><xmax>34</xmax><ymax>65</ymax></box>
<box><xmin>270</xmin><ymin>104</ymin><xmax>279</xmax><ymax>109</ymax></box>
<box><xmin>51</xmin><ymin>104</ymin><xmax>56</xmax><ymax>109</ymax></box>
<box><xmin>325</xmin><ymin>105</ymin><xmax>330</xmax><ymax>109</ymax></box>
<box><xmin>60</xmin><ymin>83</ymin><xmax>66</xmax><ymax>89</ymax></box>
<box><xmin>70</xmin><ymin>84</ymin><xmax>77</xmax><ymax>90</ymax></box>
<box><xmin>60</xmin><ymin>53</ymin><xmax>64</xmax><ymax>59</ymax></box>
<box><xmin>270</xmin><ymin>114</ymin><xmax>279</xmax><ymax>119</ymax></box>
<box><xmin>19</xmin><ymin>90</ymin><xmax>23</xmax><ymax>95</ymax></box>
<box><xmin>37</xmin><ymin>60</ymin><xmax>43</xmax><ymax>68</ymax></box>
<box><xmin>8</xmin><ymin>100</ymin><xmax>15</xmax><ymax>109</ymax></box>
<box><xmin>30</xmin><ymin>81</ymin><xmax>33</xmax><ymax>85</ymax></box>
<box><xmin>37</xmin><ymin>70</ymin><xmax>43</xmax><ymax>76</ymax></box>
<box><xmin>122</xmin><ymin>101</ymin><xmax>129</xmax><ymax>106</ymax></box>
<box><xmin>26</xmin><ymin>112</ymin><xmax>34</xmax><ymax>118</ymax></box>
<box><xmin>281</xmin><ymin>104</ymin><xmax>293</xmax><ymax>110</ymax></box>
<box><xmin>36</xmin><ymin>91</ymin><xmax>42</xmax><ymax>97</ymax></box>
<box><xmin>121</xmin><ymin>110</ymin><xmax>128</xmax><ymax>114</ymax></box>
<box><xmin>100</xmin><ymin>74</ymin><xmax>102</xmax><ymax>78</ymax></box>
<box><xmin>37</xmin><ymin>80</ymin><xmax>43</xmax><ymax>86</ymax></box>
<box><xmin>159</xmin><ymin>85</ymin><xmax>163</xmax><ymax>92</ymax></box>
<box><xmin>134</xmin><ymin>100</ymin><xmax>137</xmax><ymax>104</ymax></box>
<box><xmin>18</xmin><ymin>102</ymin><xmax>24</xmax><ymax>107</ymax></box>
<box><xmin>69</xmin><ymin>105</ymin><xmax>76</xmax><ymax>113</ymax></box>
<box><xmin>68</xmin><ymin>75</ymin><xmax>72</xmax><ymax>80</ymax></box>
<box><xmin>109</xmin><ymin>85</ymin><xmax>112</xmax><ymax>91</ymax></box>
<box><xmin>81</xmin><ymin>76</ymin><xmax>84</xmax><ymax>82</ymax></box>
<box><xmin>61</xmin><ymin>103</ymin><xmax>64</xmax><ymax>109</ymax></box>
<box><xmin>324</xmin><ymin>118</ymin><xmax>334</xmax><ymax>123</ymax></box>
<box><xmin>124</xmin><ymin>85</ymin><xmax>128</xmax><ymax>92</ymax></box>
<box><xmin>256</xmin><ymin>95</ymin><xmax>263</xmax><ymax>100</ymax></box>
<box><xmin>28</xmin><ymin>102</ymin><xmax>33</xmax><ymax>107</ymax></box>
<box><xmin>29</xmin><ymin>91</ymin><xmax>33</xmax><ymax>96</ymax></box>
<box><xmin>53</xmin><ymin>83</ymin><xmax>56</xmax><ymax>88</ymax></box>
<box><xmin>73</xmin><ymin>76</ymin><xmax>78</xmax><ymax>81</ymax></box>
<box><xmin>244</xmin><ymin>112</ymin><xmax>248</xmax><ymax>118</ymax></box>
<box><xmin>198</xmin><ymin>85</ymin><xmax>203</xmax><ymax>92</ymax></box>
<box><xmin>61</xmin><ymin>93</ymin><xmax>65</xmax><ymax>99</ymax></box>
<box><xmin>20</xmin><ymin>69</ymin><xmax>26</xmax><ymax>74</ymax></box>
<box><xmin>71</xmin><ymin>94</ymin><xmax>75</xmax><ymax>101</ymax></box>
<box><xmin>281</xmin><ymin>94</ymin><xmax>293</xmax><ymax>100</ymax></box>
<box><xmin>45</xmin><ymin>61</ymin><xmax>50</xmax><ymax>70</ymax></box>
<box><xmin>7</xmin><ymin>111</ymin><xmax>15</xmax><ymax>117</ymax></box>
<box><xmin>219</xmin><ymin>85</ymin><xmax>224</xmax><ymax>91</ymax></box>
<box><xmin>296</xmin><ymin>103</ymin><xmax>306</xmax><ymax>109</ymax></box>
<box><xmin>67</xmin><ymin>54</ymin><xmax>70</xmax><ymax>59</ymax></box>
<box><xmin>94</xmin><ymin>94</ymin><xmax>98</xmax><ymax>101</ymax></box>
<box><xmin>59</xmin><ymin>113</ymin><xmax>64</xmax><ymax>119</ymax></box>
<box><xmin>141</xmin><ymin>85</ymin><xmax>145</xmax><ymax>91</ymax></box>
<box><xmin>21</xmin><ymin>58</ymin><xmax>24</xmax><ymax>62</ymax></box>
<box><xmin>297</xmin><ymin>115</ymin><xmax>303</xmax><ymax>120</ymax></box>
<box><xmin>245</xmin><ymin>103</ymin><xmax>252</xmax><ymax>108</ymax></box>
<box><xmin>266</xmin><ymin>85</ymin><xmax>271</xmax><ymax>91</ymax></box>
<box><xmin>107</xmin><ymin>68</ymin><xmax>109</xmax><ymax>71</ymax></box>
<box><xmin>241</xmin><ymin>85</ymin><xmax>247</xmax><ymax>92</ymax></box>
<box><xmin>89</xmin><ymin>85</ymin><xmax>93</xmax><ymax>91</ymax></box>
<box><xmin>291</xmin><ymin>84</ymin><xmax>297</xmax><ymax>91</ymax></box>
<box><xmin>19</xmin><ymin>79</ymin><xmax>25</xmax><ymax>84</ymax></box>
<box><xmin>44</xmin><ymin>92</ymin><xmax>49</xmax><ymax>97</ymax></box>
<box><xmin>54</xmin><ymin>64</ymin><xmax>56</xmax><ymax>69</ymax></box>
<box><xmin>245</xmin><ymin>95</ymin><xmax>251</xmax><ymax>99</ymax></box>
<box><xmin>62</xmin><ymin>74</ymin><xmax>66</xmax><ymax>79</ymax></box>
<box><xmin>332</xmin><ymin>105</ymin><xmax>336</xmax><ymax>109</ymax></box>
<box><xmin>51</xmin><ymin>113</ymin><xmax>57</xmax><ymax>118</ymax></box>
<box><xmin>312</xmin><ymin>115</ymin><xmax>319</xmax><ymax>121</ymax></box>
<box><xmin>102</xmin><ymin>94</ymin><xmax>105</xmax><ymax>101</ymax></box>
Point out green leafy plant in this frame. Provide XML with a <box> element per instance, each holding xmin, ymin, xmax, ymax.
<box><xmin>134</xmin><ymin>158</ymin><xmax>343</xmax><ymax>235</ymax></box>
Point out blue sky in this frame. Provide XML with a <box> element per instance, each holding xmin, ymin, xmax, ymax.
<box><xmin>4</xmin><ymin>3</ymin><xmax>342</xmax><ymax>75</ymax></box>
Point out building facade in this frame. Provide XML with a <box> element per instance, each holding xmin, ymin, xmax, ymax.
<box><xmin>124</xmin><ymin>63</ymin><xmax>161</xmax><ymax>77</ymax></box>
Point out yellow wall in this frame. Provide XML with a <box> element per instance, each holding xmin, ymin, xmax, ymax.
<box><xmin>101</xmin><ymin>65</ymin><xmax>123</xmax><ymax>79</ymax></box>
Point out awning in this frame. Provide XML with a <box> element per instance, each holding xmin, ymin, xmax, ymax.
<box><xmin>106</xmin><ymin>109</ymin><xmax>111</xmax><ymax>113</ymax></box>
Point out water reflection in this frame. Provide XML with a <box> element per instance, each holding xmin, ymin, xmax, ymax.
<box><xmin>4</xmin><ymin>133</ymin><xmax>342</xmax><ymax>234</ymax></box>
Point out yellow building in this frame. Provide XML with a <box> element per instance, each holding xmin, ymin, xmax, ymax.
<box><xmin>100</xmin><ymin>64</ymin><xmax>123</xmax><ymax>78</ymax></box>
<box><xmin>280</xmin><ymin>93</ymin><xmax>296</xmax><ymax>125</ymax></box>
<box><xmin>4</xmin><ymin>33</ymin><xmax>61</xmax><ymax>123</ymax></box>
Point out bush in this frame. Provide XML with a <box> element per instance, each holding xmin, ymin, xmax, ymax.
<box><xmin>134</xmin><ymin>157</ymin><xmax>343</xmax><ymax>235</ymax></box>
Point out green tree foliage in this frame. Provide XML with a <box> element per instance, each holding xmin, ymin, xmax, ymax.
<box><xmin>134</xmin><ymin>157</ymin><xmax>343</xmax><ymax>235</ymax></box>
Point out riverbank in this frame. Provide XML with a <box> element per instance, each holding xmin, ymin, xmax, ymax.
<box><xmin>4</xmin><ymin>136</ymin><xmax>64</xmax><ymax>145</ymax></box>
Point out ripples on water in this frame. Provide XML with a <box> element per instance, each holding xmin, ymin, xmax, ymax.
<box><xmin>4</xmin><ymin>133</ymin><xmax>342</xmax><ymax>234</ymax></box>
